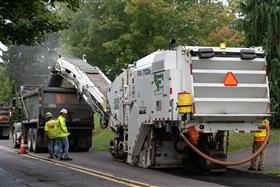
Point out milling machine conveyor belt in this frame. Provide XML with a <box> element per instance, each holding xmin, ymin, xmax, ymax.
<box><xmin>54</xmin><ymin>57</ymin><xmax>111</xmax><ymax>124</ymax></box>
<box><xmin>64</xmin><ymin>58</ymin><xmax>110</xmax><ymax>96</ymax></box>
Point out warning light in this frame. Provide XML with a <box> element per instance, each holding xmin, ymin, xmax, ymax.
<box><xmin>224</xmin><ymin>72</ymin><xmax>238</xmax><ymax>86</ymax></box>
<box><xmin>220</xmin><ymin>42</ymin><xmax>226</xmax><ymax>49</ymax></box>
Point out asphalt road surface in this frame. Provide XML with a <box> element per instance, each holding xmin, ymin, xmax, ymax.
<box><xmin>1</xmin><ymin>140</ymin><xmax>279</xmax><ymax>187</ymax></box>
<box><xmin>229</xmin><ymin>143</ymin><xmax>280</xmax><ymax>172</ymax></box>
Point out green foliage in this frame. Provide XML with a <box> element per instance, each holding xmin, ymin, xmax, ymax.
<box><xmin>269</xmin><ymin>58</ymin><xmax>280</xmax><ymax>126</ymax></box>
<box><xmin>0</xmin><ymin>66</ymin><xmax>12</xmax><ymax>104</ymax></box>
<box><xmin>92</xmin><ymin>126</ymin><xmax>115</xmax><ymax>151</ymax></box>
<box><xmin>228</xmin><ymin>128</ymin><xmax>280</xmax><ymax>152</ymax></box>
<box><xmin>241</xmin><ymin>0</ymin><xmax>280</xmax><ymax>127</ymax></box>
<box><xmin>268</xmin><ymin>168</ymin><xmax>280</xmax><ymax>177</ymax></box>
<box><xmin>60</xmin><ymin>0</ymin><xmax>243</xmax><ymax>79</ymax></box>
<box><xmin>199</xmin><ymin>26</ymin><xmax>244</xmax><ymax>46</ymax></box>
<box><xmin>92</xmin><ymin>114</ymin><xmax>115</xmax><ymax>151</ymax></box>
<box><xmin>0</xmin><ymin>0</ymin><xmax>79</xmax><ymax>46</ymax></box>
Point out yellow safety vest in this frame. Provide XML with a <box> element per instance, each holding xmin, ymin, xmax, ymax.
<box><xmin>254</xmin><ymin>120</ymin><xmax>269</xmax><ymax>142</ymax></box>
<box><xmin>57</xmin><ymin>115</ymin><xmax>70</xmax><ymax>138</ymax></box>
<box><xmin>44</xmin><ymin>119</ymin><xmax>59</xmax><ymax>139</ymax></box>
<box><xmin>254</xmin><ymin>130</ymin><xmax>267</xmax><ymax>142</ymax></box>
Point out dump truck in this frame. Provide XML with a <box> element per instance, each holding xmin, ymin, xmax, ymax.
<box><xmin>0</xmin><ymin>104</ymin><xmax>11</xmax><ymax>139</ymax></box>
<box><xmin>12</xmin><ymin>85</ymin><xmax>93</xmax><ymax>152</ymax></box>
<box><xmin>54</xmin><ymin>43</ymin><xmax>270</xmax><ymax>172</ymax></box>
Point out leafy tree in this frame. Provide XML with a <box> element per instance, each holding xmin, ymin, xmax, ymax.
<box><xmin>0</xmin><ymin>0</ymin><xmax>79</xmax><ymax>46</ymax></box>
<box><xmin>241</xmin><ymin>0</ymin><xmax>280</xmax><ymax>126</ymax></box>
<box><xmin>0</xmin><ymin>65</ymin><xmax>12</xmax><ymax>104</ymax></box>
<box><xmin>199</xmin><ymin>26</ymin><xmax>244</xmax><ymax>46</ymax></box>
<box><xmin>185</xmin><ymin>1</ymin><xmax>244</xmax><ymax>46</ymax></box>
<box><xmin>59</xmin><ymin>0</ymin><xmax>129</xmax><ymax>77</ymax></box>
<box><xmin>60</xmin><ymin>0</ymin><xmax>243</xmax><ymax>78</ymax></box>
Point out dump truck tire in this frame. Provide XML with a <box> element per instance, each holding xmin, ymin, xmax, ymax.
<box><xmin>32</xmin><ymin>128</ymin><xmax>39</xmax><ymax>153</ymax></box>
<box><xmin>27</xmin><ymin>128</ymin><xmax>33</xmax><ymax>152</ymax></box>
<box><xmin>12</xmin><ymin>131</ymin><xmax>20</xmax><ymax>148</ymax></box>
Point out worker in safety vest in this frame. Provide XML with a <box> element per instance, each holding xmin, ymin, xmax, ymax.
<box><xmin>248</xmin><ymin>119</ymin><xmax>269</xmax><ymax>171</ymax></box>
<box><xmin>57</xmin><ymin>108</ymin><xmax>72</xmax><ymax>160</ymax></box>
<box><xmin>44</xmin><ymin>112</ymin><xmax>59</xmax><ymax>159</ymax></box>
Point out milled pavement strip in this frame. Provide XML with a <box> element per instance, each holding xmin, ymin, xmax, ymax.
<box><xmin>0</xmin><ymin>145</ymin><xmax>157</xmax><ymax>187</ymax></box>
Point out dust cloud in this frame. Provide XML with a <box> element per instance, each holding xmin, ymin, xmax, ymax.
<box><xmin>4</xmin><ymin>33</ymin><xmax>59</xmax><ymax>89</ymax></box>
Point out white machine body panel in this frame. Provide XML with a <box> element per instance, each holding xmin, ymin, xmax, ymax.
<box><xmin>54</xmin><ymin>46</ymin><xmax>271</xmax><ymax>168</ymax></box>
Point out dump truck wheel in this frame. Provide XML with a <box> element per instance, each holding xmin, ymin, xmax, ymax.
<box><xmin>32</xmin><ymin>128</ymin><xmax>39</xmax><ymax>153</ymax></box>
<box><xmin>12</xmin><ymin>130</ymin><xmax>20</xmax><ymax>148</ymax></box>
<box><xmin>27</xmin><ymin>128</ymin><xmax>33</xmax><ymax>152</ymax></box>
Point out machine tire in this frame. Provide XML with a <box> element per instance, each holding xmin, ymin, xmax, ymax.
<box><xmin>12</xmin><ymin>130</ymin><xmax>20</xmax><ymax>148</ymax></box>
<box><xmin>132</xmin><ymin>156</ymin><xmax>139</xmax><ymax>166</ymax></box>
<box><xmin>27</xmin><ymin>128</ymin><xmax>33</xmax><ymax>152</ymax></box>
<box><xmin>117</xmin><ymin>143</ymin><xmax>127</xmax><ymax>162</ymax></box>
<box><xmin>32</xmin><ymin>128</ymin><xmax>39</xmax><ymax>153</ymax></box>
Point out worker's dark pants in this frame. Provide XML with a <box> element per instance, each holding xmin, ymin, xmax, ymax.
<box><xmin>250</xmin><ymin>141</ymin><xmax>265</xmax><ymax>170</ymax></box>
<box><xmin>59</xmin><ymin>136</ymin><xmax>69</xmax><ymax>158</ymax></box>
<box><xmin>48</xmin><ymin>138</ymin><xmax>59</xmax><ymax>156</ymax></box>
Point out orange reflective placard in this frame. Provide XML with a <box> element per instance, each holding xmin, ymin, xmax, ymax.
<box><xmin>56</xmin><ymin>94</ymin><xmax>65</xmax><ymax>104</ymax></box>
<box><xmin>224</xmin><ymin>72</ymin><xmax>238</xmax><ymax>86</ymax></box>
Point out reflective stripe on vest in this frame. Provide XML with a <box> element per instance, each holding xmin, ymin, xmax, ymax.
<box><xmin>254</xmin><ymin>137</ymin><xmax>266</xmax><ymax>142</ymax></box>
<box><xmin>254</xmin><ymin>129</ymin><xmax>267</xmax><ymax>142</ymax></box>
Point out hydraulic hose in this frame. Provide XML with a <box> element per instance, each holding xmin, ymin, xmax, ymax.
<box><xmin>180</xmin><ymin>125</ymin><xmax>270</xmax><ymax>166</ymax></box>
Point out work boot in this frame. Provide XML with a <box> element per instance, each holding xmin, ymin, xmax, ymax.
<box><xmin>248</xmin><ymin>167</ymin><xmax>256</xmax><ymax>171</ymax></box>
<box><xmin>59</xmin><ymin>157</ymin><xmax>65</xmax><ymax>161</ymax></box>
<box><xmin>48</xmin><ymin>155</ymin><xmax>54</xmax><ymax>159</ymax></box>
<box><xmin>64</xmin><ymin>156</ymin><xmax>73</xmax><ymax>161</ymax></box>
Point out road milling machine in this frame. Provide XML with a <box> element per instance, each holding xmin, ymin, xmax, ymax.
<box><xmin>55</xmin><ymin>44</ymin><xmax>271</xmax><ymax>171</ymax></box>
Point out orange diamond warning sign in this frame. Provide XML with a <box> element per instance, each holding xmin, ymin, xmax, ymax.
<box><xmin>224</xmin><ymin>72</ymin><xmax>238</xmax><ymax>86</ymax></box>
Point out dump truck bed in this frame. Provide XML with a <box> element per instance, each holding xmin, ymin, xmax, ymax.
<box><xmin>18</xmin><ymin>86</ymin><xmax>93</xmax><ymax>151</ymax></box>
<box><xmin>22</xmin><ymin>86</ymin><xmax>92</xmax><ymax>122</ymax></box>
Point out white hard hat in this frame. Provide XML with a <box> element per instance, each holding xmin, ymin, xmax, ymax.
<box><xmin>60</xmin><ymin>108</ymin><xmax>68</xmax><ymax>114</ymax></box>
